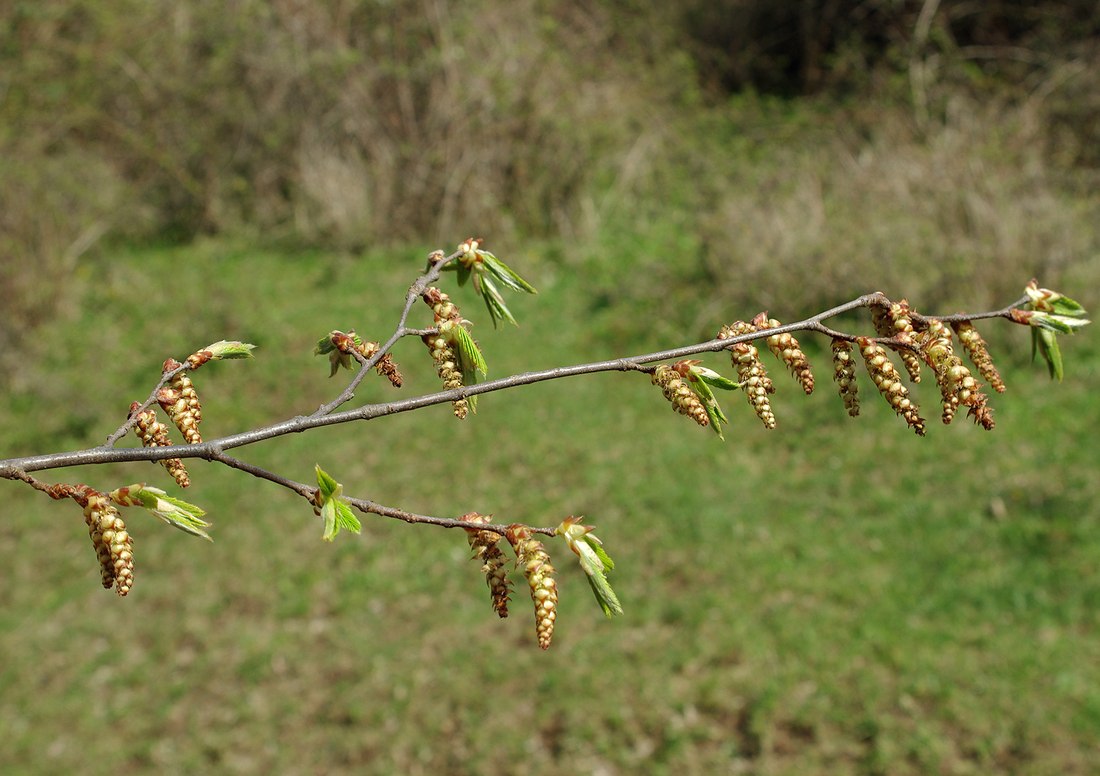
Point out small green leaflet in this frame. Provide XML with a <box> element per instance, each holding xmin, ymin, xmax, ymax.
<box><xmin>134</xmin><ymin>486</ymin><xmax>212</xmax><ymax>540</ymax></box>
<box><xmin>469</xmin><ymin>250</ymin><xmax>537</xmax><ymax>327</ymax></box>
<box><xmin>555</xmin><ymin>517</ymin><xmax>623</xmax><ymax>618</ymax></box>
<box><xmin>446</xmin><ymin>323</ymin><xmax>488</xmax><ymax>378</ymax></box>
<box><xmin>1032</xmin><ymin>328</ymin><xmax>1064</xmax><ymax>382</ymax></box>
<box><xmin>687</xmin><ymin>366</ymin><xmax>736</xmax><ymax>439</ymax></box>
<box><xmin>315</xmin><ymin>464</ymin><xmax>362</xmax><ymax>541</ymax></box>
<box><xmin>203</xmin><ymin>340</ymin><xmax>257</xmax><ymax>360</ymax></box>
<box><xmin>692</xmin><ymin>366</ymin><xmax>740</xmax><ymax>392</ymax></box>
<box><xmin>1023</xmin><ymin>288</ymin><xmax>1089</xmax><ymax>381</ymax></box>
<box><xmin>480</xmin><ymin>251</ymin><xmax>538</xmax><ymax>294</ymax></box>
<box><xmin>1028</xmin><ymin>311</ymin><xmax>1091</xmax><ymax>334</ymax></box>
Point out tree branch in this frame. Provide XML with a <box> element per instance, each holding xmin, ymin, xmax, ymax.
<box><xmin>0</xmin><ymin>292</ymin><xmax>1032</xmax><ymax>478</ymax></box>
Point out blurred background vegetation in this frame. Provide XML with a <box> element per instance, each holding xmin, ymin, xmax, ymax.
<box><xmin>1</xmin><ymin>1</ymin><xmax>1098</xmax><ymax>774</ymax></box>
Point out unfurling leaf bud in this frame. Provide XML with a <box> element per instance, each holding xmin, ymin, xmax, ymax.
<box><xmin>460</xmin><ymin>513</ymin><xmax>511</xmax><ymax>618</ymax></box>
<box><xmin>754</xmin><ymin>314</ymin><xmax>814</xmax><ymax>394</ymax></box>
<box><xmin>507</xmin><ymin>525</ymin><xmax>559</xmax><ymax>650</ymax></box>
<box><xmin>953</xmin><ymin>321</ymin><xmax>1006</xmax><ymax>394</ymax></box>
<box><xmin>831</xmin><ymin>339</ymin><xmax>860</xmax><ymax>417</ymax></box>
<box><xmin>130</xmin><ymin>402</ymin><xmax>190</xmax><ymax>488</ymax></box>
<box><xmin>79</xmin><ymin>489</ymin><xmax>134</xmax><ymax>596</ymax></box>
<box><xmin>652</xmin><ymin>364</ymin><xmax>710</xmax><ymax>429</ymax></box>
<box><xmin>872</xmin><ymin>299</ymin><xmax>922</xmax><ymax>383</ymax></box>
<box><xmin>185</xmin><ymin>340</ymin><xmax>256</xmax><ymax>369</ymax></box>
<box><xmin>717</xmin><ymin>321</ymin><xmax>777</xmax><ymax>429</ymax></box>
<box><xmin>857</xmin><ymin>337</ymin><xmax>926</xmax><ymax>435</ymax></box>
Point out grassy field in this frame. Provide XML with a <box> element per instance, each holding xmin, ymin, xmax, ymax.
<box><xmin>1</xmin><ymin>242</ymin><xmax>1097</xmax><ymax>774</ymax></box>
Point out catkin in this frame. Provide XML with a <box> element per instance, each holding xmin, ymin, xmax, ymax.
<box><xmin>857</xmin><ymin>337</ymin><xmax>926</xmax><ymax>435</ymax></box>
<box><xmin>130</xmin><ymin>402</ymin><xmax>190</xmax><ymax>487</ymax></box>
<box><xmin>756</xmin><ymin>314</ymin><xmax>815</xmax><ymax>394</ymax></box>
<box><xmin>831</xmin><ymin>339</ymin><xmax>860</xmax><ymax>417</ymax></box>
<box><xmin>507</xmin><ymin>526</ymin><xmax>558</xmax><ymax>650</ymax></box>
<box><xmin>461</xmin><ymin>513</ymin><xmax>511</xmax><ymax>618</ymax></box>
<box><xmin>718</xmin><ymin>322</ymin><xmax>776</xmax><ymax>429</ymax></box>
<box><xmin>652</xmin><ymin>365</ymin><xmax>709</xmax><ymax>429</ymax></box>
<box><xmin>872</xmin><ymin>300</ymin><xmax>922</xmax><ymax>383</ymax></box>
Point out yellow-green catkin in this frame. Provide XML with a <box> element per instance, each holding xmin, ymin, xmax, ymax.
<box><xmin>953</xmin><ymin>321</ymin><xmax>1006</xmax><ymax>394</ymax></box>
<box><xmin>652</xmin><ymin>364</ymin><xmax>709</xmax><ymax>429</ymax></box>
<box><xmin>872</xmin><ymin>299</ymin><xmax>922</xmax><ymax>383</ymax></box>
<box><xmin>81</xmin><ymin>490</ymin><xmax>134</xmax><ymax>596</ymax></box>
<box><xmin>422</xmin><ymin>287</ymin><xmax>469</xmax><ymax>418</ymax></box>
<box><xmin>507</xmin><ymin>526</ymin><xmax>558</xmax><ymax>650</ymax></box>
<box><xmin>422</xmin><ymin>332</ymin><xmax>468</xmax><ymax>419</ymax></box>
<box><xmin>916</xmin><ymin>320</ymin><xmax>994</xmax><ymax>429</ymax></box>
<box><xmin>717</xmin><ymin>321</ymin><xmax>776</xmax><ymax>429</ymax></box>
<box><xmin>756</xmin><ymin>314</ymin><xmax>814</xmax><ymax>394</ymax></box>
<box><xmin>857</xmin><ymin>337</ymin><xmax>926</xmax><ymax>436</ymax></box>
<box><xmin>461</xmin><ymin>513</ymin><xmax>511</xmax><ymax>618</ymax></box>
<box><xmin>831</xmin><ymin>339</ymin><xmax>860</xmax><ymax>417</ymax></box>
<box><xmin>158</xmin><ymin>360</ymin><xmax>202</xmax><ymax>444</ymax></box>
<box><xmin>130</xmin><ymin>402</ymin><xmax>190</xmax><ymax>487</ymax></box>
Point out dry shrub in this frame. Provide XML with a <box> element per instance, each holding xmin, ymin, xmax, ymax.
<box><xmin>696</xmin><ymin>95</ymin><xmax>1100</xmax><ymax>318</ymax></box>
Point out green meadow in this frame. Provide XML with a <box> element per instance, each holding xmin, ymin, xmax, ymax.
<box><xmin>3</xmin><ymin>3</ymin><xmax>1100</xmax><ymax>773</ymax></box>
<box><xmin>1</xmin><ymin>242</ymin><xmax>1097</xmax><ymax>774</ymax></box>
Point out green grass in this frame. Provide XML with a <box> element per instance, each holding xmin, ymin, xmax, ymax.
<box><xmin>1</xmin><ymin>242</ymin><xmax>1098</xmax><ymax>775</ymax></box>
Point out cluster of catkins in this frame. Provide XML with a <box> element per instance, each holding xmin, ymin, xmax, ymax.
<box><xmin>460</xmin><ymin>515</ymin><xmax>559</xmax><ymax>649</ymax></box>
<box><xmin>128</xmin><ymin>355</ymin><xmax>211</xmax><ymax>488</ymax></box>
<box><xmin>852</xmin><ymin>299</ymin><xmax>1001</xmax><ymax>433</ymax></box>
<box><xmin>89</xmin><ymin>348</ymin><xmax>220</xmax><ymax>593</ymax></box>
<box><xmin>657</xmin><ymin>299</ymin><xmax>1004</xmax><ymax>436</ymax></box>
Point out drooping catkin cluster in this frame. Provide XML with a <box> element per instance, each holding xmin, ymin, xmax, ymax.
<box><xmin>831</xmin><ymin>339</ymin><xmax>860</xmax><ymax>417</ymax></box>
<box><xmin>79</xmin><ymin>489</ymin><xmax>134</xmax><ymax>596</ymax></box>
<box><xmin>158</xmin><ymin>359</ymin><xmax>202</xmax><ymax>444</ymax></box>
<box><xmin>872</xmin><ymin>299</ymin><xmax>922</xmax><ymax>383</ymax></box>
<box><xmin>857</xmin><ymin>337</ymin><xmax>926</xmax><ymax>435</ymax></box>
<box><xmin>717</xmin><ymin>321</ymin><xmax>776</xmax><ymax>429</ymax></box>
<box><xmin>914</xmin><ymin>320</ymin><xmax>994</xmax><ymax>429</ymax></box>
<box><xmin>953</xmin><ymin>321</ymin><xmax>1006</xmax><ymax>394</ymax></box>
<box><xmin>652</xmin><ymin>364</ymin><xmax>709</xmax><ymax>429</ymax></box>
<box><xmin>507</xmin><ymin>525</ymin><xmax>558</xmax><ymax>650</ymax></box>
<box><xmin>130</xmin><ymin>402</ymin><xmax>190</xmax><ymax>487</ymax></box>
<box><xmin>460</xmin><ymin>513</ymin><xmax>511</xmax><ymax>618</ymax></box>
<box><xmin>755</xmin><ymin>314</ymin><xmax>814</xmax><ymax>394</ymax></box>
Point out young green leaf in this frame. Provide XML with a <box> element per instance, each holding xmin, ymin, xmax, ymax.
<box><xmin>692</xmin><ymin>366</ymin><xmax>740</xmax><ymax>392</ymax></box>
<box><xmin>202</xmin><ymin>340</ymin><xmax>257</xmax><ymax>360</ymax></box>
<box><xmin>1029</xmin><ymin>312</ymin><xmax>1091</xmax><ymax>334</ymax></box>
<box><xmin>555</xmin><ymin>517</ymin><xmax>623</xmax><ymax>618</ymax></box>
<box><xmin>124</xmin><ymin>485</ymin><xmax>212</xmax><ymax>540</ymax></box>
<box><xmin>479</xmin><ymin>251</ymin><xmax>538</xmax><ymax>294</ymax></box>
<box><xmin>1035</xmin><ymin>328</ymin><xmax>1064</xmax><ymax>381</ymax></box>
<box><xmin>686</xmin><ymin>367</ymin><xmax>732</xmax><ymax>439</ymax></box>
<box><xmin>315</xmin><ymin>465</ymin><xmax>361</xmax><ymax>541</ymax></box>
<box><xmin>315</xmin><ymin>464</ymin><xmax>340</xmax><ymax>498</ymax></box>
<box><xmin>447</xmin><ymin>324</ymin><xmax>488</xmax><ymax>377</ymax></box>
